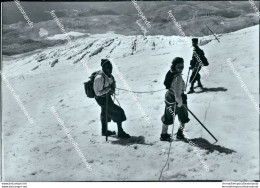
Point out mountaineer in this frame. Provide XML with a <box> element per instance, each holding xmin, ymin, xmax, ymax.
<box><xmin>161</xmin><ymin>57</ymin><xmax>190</xmax><ymax>141</ymax></box>
<box><xmin>93</xmin><ymin>59</ymin><xmax>131</xmax><ymax>138</ymax></box>
<box><xmin>188</xmin><ymin>38</ymin><xmax>209</xmax><ymax>94</ymax></box>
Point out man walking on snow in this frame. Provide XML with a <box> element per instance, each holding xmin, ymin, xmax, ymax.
<box><xmin>188</xmin><ymin>38</ymin><xmax>209</xmax><ymax>94</ymax></box>
<box><xmin>94</xmin><ymin>59</ymin><xmax>130</xmax><ymax>138</ymax></box>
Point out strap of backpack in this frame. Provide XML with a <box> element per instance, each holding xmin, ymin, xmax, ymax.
<box><xmin>100</xmin><ymin>72</ymin><xmax>106</xmax><ymax>90</ymax></box>
<box><xmin>101</xmin><ymin>72</ymin><xmax>114</xmax><ymax>87</ymax></box>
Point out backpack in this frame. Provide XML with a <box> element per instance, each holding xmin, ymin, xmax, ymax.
<box><xmin>84</xmin><ymin>71</ymin><xmax>105</xmax><ymax>98</ymax></box>
<box><xmin>194</xmin><ymin>47</ymin><xmax>209</xmax><ymax>67</ymax></box>
<box><xmin>163</xmin><ymin>70</ymin><xmax>178</xmax><ymax>89</ymax></box>
<box><xmin>201</xmin><ymin>55</ymin><xmax>209</xmax><ymax>66</ymax></box>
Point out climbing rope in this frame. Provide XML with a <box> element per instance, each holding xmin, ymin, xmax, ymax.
<box><xmin>113</xmin><ymin>94</ymin><xmax>121</xmax><ymax>107</ymax></box>
<box><xmin>159</xmin><ymin>103</ymin><xmax>177</xmax><ymax>181</ymax></box>
<box><xmin>116</xmin><ymin>87</ymin><xmax>166</xmax><ymax>94</ymax></box>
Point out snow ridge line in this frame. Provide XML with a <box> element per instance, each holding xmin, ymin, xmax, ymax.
<box><xmin>50</xmin><ymin>10</ymin><xmax>92</xmax><ymax>75</ymax></box>
<box><xmin>66</xmin><ymin>40</ymin><xmax>96</xmax><ymax>60</ymax></box>
<box><xmin>70</xmin><ymin>40</ymin><xmax>97</xmax><ymax>59</ymax></box>
<box><xmin>89</xmin><ymin>39</ymin><xmax>114</xmax><ymax>58</ymax></box>
<box><xmin>106</xmin><ymin>40</ymin><xmax>121</xmax><ymax>58</ymax></box>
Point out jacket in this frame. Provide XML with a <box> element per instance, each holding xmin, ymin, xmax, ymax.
<box><xmin>190</xmin><ymin>46</ymin><xmax>205</xmax><ymax>69</ymax></box>
<box><xmin>170</xmin><ymin>74</ymin><xmax>185</xmax><ymax>107</ymax></box>
<box><xmin>94</xmin><ymin>71</ymin><xmax>115</xmax><ymax>97</ymax></box>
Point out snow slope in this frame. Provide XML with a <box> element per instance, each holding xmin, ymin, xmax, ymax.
<box><xmin>2</xmin><ymin>25</ymin><xmax>259</xmax><ymax>181</ymax></box>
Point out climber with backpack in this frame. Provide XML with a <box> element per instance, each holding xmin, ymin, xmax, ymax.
<box><xmin>85</xmin><ymin>59</ymin><xmax>130</xmax><ymax>138</ymax></box>
<box><xmin>160</xmin><ymin>57</ymin><xmax>190</xmax><ymax>141</ymax></box>
<box><xmin>188</xmin><ymin>38</ymin><xmax>209</xmax><ymax>94</ymax></box>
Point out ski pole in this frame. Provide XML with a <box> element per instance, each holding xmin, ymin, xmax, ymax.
<box><xmin>185</xmin><ymin>68</ymin><xmax>191</xmax><ymax>91</ymax></box>
<box><xmin>105</xmin><ymin>93</ymin><xmax>108</xmax><ymax>142</ymax></box>
<box><xmin>184</xmin><ymin>106</ymin><xmax>218</xmax><ymax>142</ymax></box>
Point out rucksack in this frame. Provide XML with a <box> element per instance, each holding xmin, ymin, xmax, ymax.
<box><xmin>194</xmin><ymin>47</ymin><xmax>209</xmax><ymax>67</ymax></box>
<box><xmin>201</xmin><ymin>55</ymin><xmax>209</xmax><ymax>66</ymax></box>
<box><xmin>84</xmin><ymin>71</ymin><xmax>105</xmax><ymax>98</ymax></box>
<box><xmin>163</xmin><ymin>70</ymin><xmax>178</xmax><ymax>89</ymax></box>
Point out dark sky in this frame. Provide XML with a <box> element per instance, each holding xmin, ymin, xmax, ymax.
<box><xmin>2</xmin><ymin>1</ymin><xmax>135</xmax><ymax>24</ymax></box>
<box><xmin>3</xmin><ymin>1</ymin><xmax>257</xmax><ymax>24</ymax></box>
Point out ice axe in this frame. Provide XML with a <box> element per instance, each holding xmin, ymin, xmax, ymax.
<box><xmin>205</xmin><ymin>24</ymin><xmax>220</xmax><ymax>43</ymax></box>
<box><xmin>185</xmin><ymin>67</ymin><xmax>191</xmax><ymax>91</ymax></box>
<box><xmin>184</xmin><ymin>105</ymin><xmax>218</xmax><ymax>143</ymax></box>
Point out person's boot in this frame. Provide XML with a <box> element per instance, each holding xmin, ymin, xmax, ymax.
<box><xmin>187</xmin><ymin>87</ymin><xmax>195</xmax><ymax>94</ymax></box>
<box><xmin>118</xmin><ymin>130</ymin><xmax>131</xmax><ymax>138</ymax></box>
<box><xmin>160</xmin><ymin>133</ymin><xmax>171</xmax><ymax>141</ymax></box>
<box><xmin>188</xmin><ymin>82</ymin><xmax>195</xmax><ymax>94</ymax></box>
<box><xmin>101</xmin><ymin>121</ymin><xmax>116</xmax><ymax>136</ymax></box>
<box><xmin>117</xmin><ymin>122</ymin><xmax>131</xmax><ymax>138</ymax></box>
<box><xmin>102</xmin><ymin>130</ymin><xmax>116</xmax><ymax>136</ymax></box>
<box><xmin>197</xmin><ymin>80</ymin><xmax>203</xmax><ymax>88</ymax></box>
<box><xmin>176</xmin><ymin>123</ymin><xmax>185</xmax><ymax>139</ymax></box>
<box><xmin>160</xmin><ymin>124</ymin><xmax>171</xmax><ymax>141</ymax></box>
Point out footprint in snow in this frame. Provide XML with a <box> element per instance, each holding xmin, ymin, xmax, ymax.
<box><xmin>44</xmin><ymin>151</ymin><xmax>49</xmax><ymax>155</ymax></box>
<box><xmin>89</xmin><ymin>120</ymin><xmax>96</xmax><ymax>124</ymax></box>
<box><xmin>30</xmin><ymin>171</ymin><xmax>37</xmax><ymax>176</ymax></box>
<box><xmin>31</xmin><ymin>147</ymin><xmax>40</xmax><ymax>153</ymax></box>
<box><xmin>168</xmin><ymin>173</ymin><xmax>187</xmax><ymax>179</ymax></box>
<box><xmin>50</xmin><ymin>146</ymin><xmax>61</xmax><ymax>151</ymax></box>
<box><xmin>5</xmin><ymin>132</ymin><xmax>11</xmax><ymax>136</ymax></box>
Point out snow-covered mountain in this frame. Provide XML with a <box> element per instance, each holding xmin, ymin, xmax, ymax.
<box><xmin>2</xmin><ymin>25</ymin><xmax>259</xmax><ymax>181</ymax></box>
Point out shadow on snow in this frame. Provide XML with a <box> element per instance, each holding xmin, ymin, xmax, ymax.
<box><xmin>196</xmin><ymin>87</ymin><xmax>228</xmax><ymax>94</ymax></box>
<box><xmin>184</xmin><ymin>137</ymin><xmax>236</xmax><ymax>154</ymax></box>
<box><xmin>110</xmin><ymin>136</ymin><xmax>153</xmax><ymax>146</ymax></box>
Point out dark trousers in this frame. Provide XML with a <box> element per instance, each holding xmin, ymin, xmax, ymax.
<box><xmin>161</xmin><ymin>91</ymin><xmax>190</xmax><ymax>125</ymax></box>
<box><xmin>95</xmin><ymin>95</ymin><xmax>127</xmax><ymax>124</ymax></box>
<box><xmin>189</xmin><ymin>67</ymin><xmax>202</xmax><ymax>88</ymax></box>
<box><xmin>161</xmin><ymin>105</ymin><xmax>190</xmax><ymax>125</ymax></box>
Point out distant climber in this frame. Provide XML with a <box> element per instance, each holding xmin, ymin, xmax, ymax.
<box><xmin>188</xmin><ymin>38</ymin><xmax>209</xmax><ymax>94</ymax></box>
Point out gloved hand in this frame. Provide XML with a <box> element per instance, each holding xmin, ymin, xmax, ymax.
<box><xmin>109</xmin><ymin>89</ymin><xmax>115</xmax><ymax>95</ymax></box>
